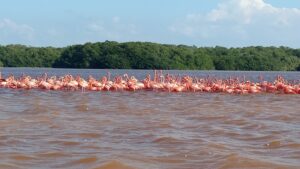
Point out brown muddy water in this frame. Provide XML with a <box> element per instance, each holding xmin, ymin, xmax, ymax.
<box><xmin>0</xmin><ymin>68</ymin><xmax>299</xmax><ymax>169</ymax></box>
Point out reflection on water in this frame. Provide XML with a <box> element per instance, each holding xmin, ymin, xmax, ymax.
<box><xmin>0</xmin><ymin>68</ymin><xmax>299</xmax><ymax>169</ymax></box>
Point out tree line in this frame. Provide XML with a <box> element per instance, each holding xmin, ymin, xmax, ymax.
<box><xmin>1</xmin><ymin>41</ymin><xmax>300</xmax><ymax>71</ymax></box>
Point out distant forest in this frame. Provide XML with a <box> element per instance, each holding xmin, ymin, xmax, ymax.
<box><xmin>1</xmin><ymin>41</ymin><xmax>300</xmax><ymax>71</ymax></box>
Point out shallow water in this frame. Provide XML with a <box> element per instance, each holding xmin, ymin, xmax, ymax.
<box><xmin>0</xmin><ymin>68</ymin><xmax>299</xmax><ymax>169</ymax></box>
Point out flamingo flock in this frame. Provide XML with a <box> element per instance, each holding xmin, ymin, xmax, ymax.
<box><xmin>0</xmin><ymin>71</ymin><xmax>300</xmax><ymax>94</ymax></box>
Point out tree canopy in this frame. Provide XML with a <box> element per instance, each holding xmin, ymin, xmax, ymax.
<box><xmin>1</xmin><ymin>42</ymin><xmax>300</xmax><ymax>71</ymax></box>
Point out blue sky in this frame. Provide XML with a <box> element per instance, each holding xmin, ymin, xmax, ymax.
<box><xmin>0</xmin><ymin>0</ymin><xmax>300</xmax><ymax>47</ymax></box>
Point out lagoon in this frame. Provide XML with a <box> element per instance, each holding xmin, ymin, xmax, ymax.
<box><xmin>0</xmin><ymin>68</ymin><xmax>299</xmax><ymax>169</ymax></box>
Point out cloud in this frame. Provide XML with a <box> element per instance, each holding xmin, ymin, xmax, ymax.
<box><xmin>86</xmin><ymin>16</ymin><xmax>138</xmax><ymax>41</ymax></box>
<box><xmin>88</xmin><ymin>23</ymin><xmax>105</xmax><ymax>32</ymax></box>
<box><xmin>112</xmin><ymin>16</ymin><xmax>120</xmax><ymax>23</ymax></box>
<box><xmin>170</xmin><ymin>0</ymin><xmax>300</xmax><ymax>47</ymax></box>
<box><xmin>0</xmin><ymin>18</ymin><xmax>35</xmax><ymax>42</ymax></box>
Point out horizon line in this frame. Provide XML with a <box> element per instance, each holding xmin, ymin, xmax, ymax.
<box><xmin>1</xmin><ymin>41</ymin><xmax>299</xmax><ymax>49</ymax></box>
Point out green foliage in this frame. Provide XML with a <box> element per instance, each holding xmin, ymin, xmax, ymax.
<box><xmin>0</xmin><ymin>42</ymin><xmax>300</xmax><ymax>70</ymax></box>
<box><xmin>0</xmin><ymin>45</ymin><xmax>61</xmax><ymax>67</ymax></box>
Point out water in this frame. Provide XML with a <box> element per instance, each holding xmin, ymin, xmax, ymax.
<box><xmin>0</xmin><ymin>68</ymin><xmax>299</xmax><ymax>169</ymax></box>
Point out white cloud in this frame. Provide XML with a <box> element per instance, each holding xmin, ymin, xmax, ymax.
<box><xmin>46</xmin><ymin>28</ymin><xmax>60</xmax><ymax>37</ymax></box>
<box><xmin>0</xmin><ymin>18</ymin><xmax>35</xmax><ymax>41</ymax></box>
<box><xmin>112</xmin><ymin>16</ymin><xmax>120</xmax><ymax>23</ymax></box>
<box><xmin>86</xmin><ymin>16</ymin><xmax>138</xmax><ymax>41</ymax></box>
<box><xmin>88</xmin><ymin>23</ymin><xmax>105</xmax><ymax>32</ymax></box>
<box><xmin>170</xmin><ymin>0</ymin><xmax>300</xmax><ymax>47</ymax></box>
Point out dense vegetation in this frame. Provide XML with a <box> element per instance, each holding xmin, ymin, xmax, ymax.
<box><xmin>0</xmin><ymin>45</ymin><xmax>62</xmax><ymax>67</ymax></box>
<box><xmin>1</xmin><ymin>41</ymin><xmax>300</xmax><ymax>71</ymax></box>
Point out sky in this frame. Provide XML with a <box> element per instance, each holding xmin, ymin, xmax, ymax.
<box><xmin>0</xmin><ymin>0</ymin><xmax>300</xmax><ymax>48</ymax></box>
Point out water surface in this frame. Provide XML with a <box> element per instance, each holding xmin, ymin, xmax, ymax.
<box><xmin>0</xmin><ymin>68</ymin><xmax>299</xmax><ymax>169</ymax></box>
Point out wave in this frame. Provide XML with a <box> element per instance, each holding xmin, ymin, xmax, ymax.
<box><xmin>92</xmin><ymin>160</ymin><xmax>136</xmax><ymax>169</ymax></box>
